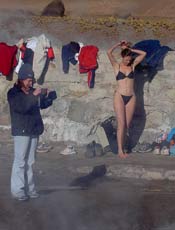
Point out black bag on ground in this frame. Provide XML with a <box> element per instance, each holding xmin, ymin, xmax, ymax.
<box><xmin>101</xmin><ymin>117</ymin><xmax>118</xmax><ymax>154</ymax></box>
<box><xmin>85</xmin><ymin>141</ymin><xmax>104</xmax><ymax>158</ymax></box>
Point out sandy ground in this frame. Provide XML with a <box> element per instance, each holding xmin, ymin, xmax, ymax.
<box><xmin>1</xmin><ymin>133</ymin><xmax>175</xmax><ymax>230</ymax></box>
<box><xmin>0</xmin><ymin>0</ymin><xmax>175</xmax><ymax>48</ymax></box>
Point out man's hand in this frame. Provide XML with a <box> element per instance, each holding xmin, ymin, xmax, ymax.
<box><xmin>33</xmin><ymin>88</ymin><xmax>42</xmax><ymax>96</ymax></box>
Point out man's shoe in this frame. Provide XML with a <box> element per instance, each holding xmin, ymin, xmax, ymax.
<box><xmin>14</xmin><ymin>195</ymin><xmax>29</xmax><ymax>201</ymax></box>
<box><xmin>36</xmin><ymin>142</ymin><xmax>53</xmax><ymax>153</ymax></box>
<box><xmin>28</xmin><ymin>191</ymin><xmax>40</xmax><ymax>199</ymax></box>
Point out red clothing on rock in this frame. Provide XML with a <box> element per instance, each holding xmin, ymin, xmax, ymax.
<box><xmin>0</xmin><ymin>42</ymin><xmax>18</xmax><ymax>76</ymax></box>
<box><xmin>78</xmin><ymin>45</ymin><xmax>99</xmax><ymax>88</ymax></box>
<box><xmin>78</xmin><ymin>45</ymin><xmax>98</xmax><ymax>70</ymax></box>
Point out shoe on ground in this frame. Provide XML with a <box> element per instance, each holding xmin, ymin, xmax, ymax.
<box><xmin>28</xmin><ymin>191</ymin><xmax>39</xmax><ymax>199</ymax></box>
<box><xmin>138</xmin><ymin>143</ymin><xmax>152</xmax><ymax>153</ymax></box>
<box><xmin>153</xmin><ymin>147</ymin><xmax>160</xmax><ymax>155</ymax></box>
<box><xmin>60</xmin><ymin>145</ymin><xmax>77</xmax><ymax>155</ymax></box>
<box><xmin>36</xmin><ymin>142</ymin><xmax>52</xmax><ymax>153</ymax></box>
<box><xmin>42</xmin><ymin>142</ymin><xmax>53</xmax><ymax>151</ymax></box>
<box><xmin>36</xmin><ymin>146</ymin><xmax>49</xmax><ymax>153</ymax></box>
<box><xmin>160</xmin><ymin>147</ymin><xmax>169</xmax><ymax>156</ymax></box>
<box><xmin>132</xmin><ymin>143</ymin><xmax>141</xmax><ymax>153</ymax></box>
<box><xmin>103</xmin><ymin>145</ymin><xmax>111</xmax><ymax>154</ymax></box>
<box><xmin>13</xmin><ymin>195</ymin><xmax>29</xmax><ymax>201</ymax></box>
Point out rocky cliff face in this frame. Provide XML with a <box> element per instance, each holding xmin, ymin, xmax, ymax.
<box><xmin>0</xmin><ymin>49</ymin><xmax>175</xmax><ymax>145</ymax></box>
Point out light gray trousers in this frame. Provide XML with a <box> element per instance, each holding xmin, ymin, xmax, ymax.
<box><xmin>11</xmin><ymin>136</ymin><xmax>38</xmax><ymax>197</ymax></box>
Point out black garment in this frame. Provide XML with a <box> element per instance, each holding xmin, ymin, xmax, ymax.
<box><xmin>61</xmin><ymin>42</ymin><xmax>80</xmax><ymax>73</ymax></box>
<box><xmin>132</xmin><ymin>39</ymin><xmax>172</xmax><ymax>69</ymax></box>
<box><xmin>116</xmin><ymin>65</ymin><xmax>134</xmax><ymax>81</ymax></box>
<box><xmin>22</xmin><ymin>48</ymin><xmax>34</xmax><ymax>66</ymax></box>
<box><xmin>116</xmin><ymin>71</ymin><xmax>134</xmax><ymax>81</ymax></box>
<box><xmin>7</xmin><ymin>84</ymin><xmax>52</xmax><ymax>136</ymax></box>
<box><xmin>121</xmin><ymin>94</ymin><xmax>133</xmax><ymax>105</ymax></box>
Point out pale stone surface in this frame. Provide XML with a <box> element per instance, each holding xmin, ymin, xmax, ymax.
<box><xmin>76</xmin><ymin>165</ymin><xmax>175</xmax><ymax>181</ymax></box>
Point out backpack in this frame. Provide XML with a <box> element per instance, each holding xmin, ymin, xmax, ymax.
<box><xmin>85</xmin><ymin>141</ymin><xmax>104</xmax><ymax>158</ymax></box>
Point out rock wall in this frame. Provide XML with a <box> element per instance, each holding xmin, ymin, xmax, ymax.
<box><xmin>138</xmin><ymin>51</ymin><xmax>175</xmax><ymax>142</ymax></box>
<box><xmin>0</xmin><ymin>48</ymin><xmax>175</xmax><ymax>145</ymax></box>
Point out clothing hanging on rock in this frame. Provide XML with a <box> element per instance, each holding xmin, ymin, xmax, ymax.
<box><xmin>0</xmin><ymin>42</ymin><xmax>18</xmax><ymax>76</ymax></box>
<box><xmin>22</xmin><ymin>47</ymin><xmax>34</xmax><ymax>66</ymax></box>
<box><xmin>29</xmin><ymin>34</ymin><xmax>52</xmax><ymax>81</ymax></box>
<box><xmin>61</xmin><ymin>41</ymin><xmax>80</xmax><ymax>74</ymax></box>
<box><xmin>15</xmin><ymin>34</ymin><xmax>55</xmax><ymax>84</ymax></box>
<box><xmin>78</xmin><ymin>45</ymin><xmax>99</xmax><ymax>88</ymax></box>
<box><xmin>132</xmin><ymin>39</ymin><xmax>172</xmax><ymax>69</ymax></box>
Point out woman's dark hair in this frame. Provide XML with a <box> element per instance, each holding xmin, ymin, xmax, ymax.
<box><xmin>121</xmin><ymin>48</ymin><xmax>132</xmax><ymax>58</ymax></box>
<box><xmin>16</xmin><ymin>79</ymin><xmax>24</xmax><ymax>89</ymax></box>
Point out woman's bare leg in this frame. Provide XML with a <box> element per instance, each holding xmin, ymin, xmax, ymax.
<box><xmin>114</xmin><ymin>92</ymin><xmax>126</xmax><ymax>158</ymax></box>
<box><xmin>125</xmin><ymin>95</ymin><xmax>136</xmax><ymax>154</ymax></box>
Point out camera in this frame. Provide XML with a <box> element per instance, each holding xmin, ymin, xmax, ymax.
<box><xmin>41</xmin><ymin>88</ymin><xmax>48</xmax><ymax>95</ymax></box>
<box><xmin>48</xmin><ymin>91</ymin><xmax>57</xmax><ymax>100</ymax></box>
<box><xmin>39</xmin><ymin>89</ymin><xmax>57</xmax><ymax>109</ymax></box>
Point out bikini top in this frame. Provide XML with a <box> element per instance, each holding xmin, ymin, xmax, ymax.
<box><xmin>116</xmin><ymin>65</ymin><xmax>134</xmax><ymax>81</ymax></box>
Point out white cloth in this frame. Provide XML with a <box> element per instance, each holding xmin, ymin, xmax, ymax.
<box><xmin>15</xmin><ymin>51</ymin><xmax>23</xmax><ymax>74</ymax></box>
<box><xmin>32</xmin><ymin>34</ymin><xmax>51</xmax><ymax>80</ymax></box>
<box><xmin>74</xmin><ymin>42</ymin><xmax>84</xmax><ymax>62</ymax></box>
<box><xmin>26</xmin><ymin>38</ymin><xmax>38</xmax><ymax>52</ymax></box>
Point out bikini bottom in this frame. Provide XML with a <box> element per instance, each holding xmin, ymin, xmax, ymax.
<box><xmin>121</xmin><ymin>94</ymin><xmax>133</xmax><ymax>105</ymax></box>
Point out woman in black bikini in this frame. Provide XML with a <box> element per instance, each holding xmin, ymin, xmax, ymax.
<box><xmin>107</xmin><ymin>41</ymin><xmax>146</xmax><ymax>158</ymax></box>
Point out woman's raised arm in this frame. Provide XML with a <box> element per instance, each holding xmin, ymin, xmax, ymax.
<box><xmin>130</xmin><ymin>48</ymin><xmax>146</xmax><ymax>68</ymax></box>
<box><xmin>107</xmin><ymin>43</ymin><xmax>121</xmax><ymax>68</ymax></box>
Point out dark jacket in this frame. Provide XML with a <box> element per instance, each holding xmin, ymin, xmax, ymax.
<box><xmin>132</xmin><ymin>39</ymin><xmax>172</xmax><ymax>68</ymax></box>
<box><xmin>61</xmin><ymin>42</ymin><xmax>80</xmax><ymax>73</ymax></box>
<box><xmin>7</xmin><ymin>84</ymin><xmax>52</xmax><ymax>136</ymax></box>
